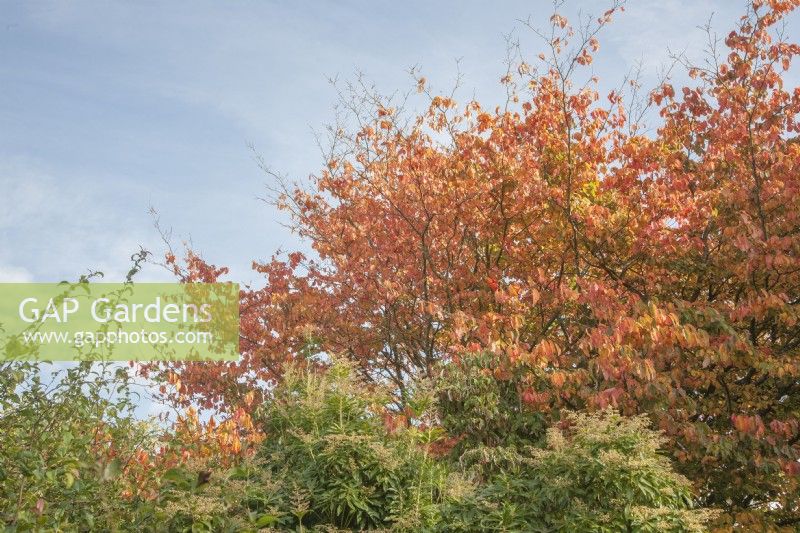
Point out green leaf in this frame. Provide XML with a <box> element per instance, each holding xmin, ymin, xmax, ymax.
<box><xmin>254</xmin><ymin>514</ymin><xmax>279</xmax><ymax>527</ymax></box>
<box><xmin>102</xmin><ymin>458</ymin><xmax>121</xmax><ymax>481</ymax></box>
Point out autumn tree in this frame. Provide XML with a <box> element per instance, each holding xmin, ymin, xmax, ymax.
<box><xmin>155</xmin><ymin>1</ymin><xmax>800</xmax><ymax>527</ymax></box>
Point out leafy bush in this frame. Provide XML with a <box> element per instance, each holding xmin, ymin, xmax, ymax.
<box><xmin>129</xmin><ymin>359</ymin><xmax>448</xmax><ymax>531</ymax></box>
<box><xmin>0</xmin><ymin>361</ymin><xmax>154</xmax><ymax>530</ymax></box>
<box><xmin>138</xmin><ymin>459</ymin><xmax>291</xmax><ymax>532</ymax></box>
<box><xmin>0</xmin><ymin>358</ymin><xmax>715</xmax><ymax>531</ymax></box>
<box><xmin>437</xmin><ymin>352</ymin><xmax>550</xmax><ymax>452</ymax></box>
<box><xmin>197</xmin><ymin>359</ymin><xmax>713</xmax><ymax>532</ymax></box>
<box><xmin>442</xmin><ymin>409</ymin><xmax>716</xmax><ymax>532</ymax></box>
<box><xmin>253</xmin><ymin>359</ymin><xmax>448</xmax><ymax>531</ymax></box>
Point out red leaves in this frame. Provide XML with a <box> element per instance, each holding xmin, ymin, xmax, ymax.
<box><xmin>520</xmin><ymin>387</ymin><xmax>550</xmax><ymax>409</ymax></box>
<box><xmin>732</xmin><ymin>414</ymin><xmax>766</xmax><ymax>437</ymax></box>
<box><xmin>598</xmin><ymin>6</ymin><xmax>622</xmax><ymax>25</ymax></box>
<box><xmin>783</xmin><ymin>460</ymin><xmax>800</xmax><ymax>477</ymax></box>
<box><xmin>382</xmin><ymin>411</ymin><xmax>408</xmax><ymax>434</ymax></box>
<box><xmin>596</xmin><ymin>387</ymin><xmax>624</xmax><ymax>409</ymax></box>
<box><xmin>148</xmin><ymin>3</ymin><xmax>800</xmax><ymax>522</ymax></box>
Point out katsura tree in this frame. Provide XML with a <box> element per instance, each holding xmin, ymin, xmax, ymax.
<box><xmin>151</xmin><ymin>0</ymin><xmax>800</xmax><ymax>527</ymax></box>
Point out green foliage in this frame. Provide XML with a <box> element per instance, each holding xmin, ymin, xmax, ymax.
<box><xmin>141</xmin><ymin>461</ymin><xmax>294</xmax><ymax>532</ymax></box>
<box><xmin>253</xmin><ymin>359</ymin><xmax>448</xmax><ymax>531</ymax></box>
<box><xmin>437</xmin><ymin>352</ymin><xmax>549</xmax><ymax>452</ymax></box>
<box><xmin>442</xmin><ymin>409</ymin><xmax>716</xmax><ymax>532</ymax></box>
<box><xmin>0</xmin><ymin>361</ymin><xmax>154</xmax><ymax>531</ymax></box>
<box><xmin>0</xmin><ymin>359</ymin><xmax>714</xmax><ymax>531</ymax></box>
<box><xmin>130</xmin><ymin>359</ymin><xmax>448</xmax><ymax>532</ymax></box>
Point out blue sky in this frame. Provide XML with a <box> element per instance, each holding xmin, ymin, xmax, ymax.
<box><xmin>1</xmin><ymin>0</ymin><xmax>794</xmax><ymax>285</ymax></box>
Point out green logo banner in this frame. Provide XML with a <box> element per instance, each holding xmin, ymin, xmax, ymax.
<box><xmin>0</xmin><ymin>283</ymin><xmax>239</xmax><ymax>361</ymax></box>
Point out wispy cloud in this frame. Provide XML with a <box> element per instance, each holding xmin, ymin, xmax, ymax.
<box><xmin>0</xmin><ymin>264</ymin><xmax>33</xmax><ymax>282</ymax></box>
<box><xmin>1</xmin><ymin>0</ymin><xmax>797</xmax><ymax>285</ymax></box>
<box><xmin>0</xmin><ymin>155</ymin><xmax>160</xmax><ymax>281</ymax></box>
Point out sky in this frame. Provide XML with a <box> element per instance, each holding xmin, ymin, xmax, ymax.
<box><xmin>0</xmin><ymin>0</ymin><xmax>796</xmax><ymax>286</ymax></box>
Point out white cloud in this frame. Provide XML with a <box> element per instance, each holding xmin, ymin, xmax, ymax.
<box><xmin>3</xmin><ymin>0</ymin><xmax>797</xmax><ymax>287</ymax></box>
<box><xmin>0</xmin><ymin>264</ymin><xmax>33</xmax><ymax>282</ymax></box>
<box><xmin>0</xmin><ymin>155</ymin><xmax>157</xmax><ymax>282</ymax></box>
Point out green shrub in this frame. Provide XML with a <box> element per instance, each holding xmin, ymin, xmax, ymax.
<box><xmin>437</xmin><ymin>352</ymin><xmax>550</xmax><ymax>453</ymax></box>
<box><xmin>0</xmin><ymin>359</ymin><xmax>715</xmax><ymax>532</ymax></box>
<box><xmin>442</xmin><ymin>409</ymin><xmax>716</xmax><ymax>532</ymax></box>
<box><xmin>0</xmin><ymin>361</ymin><xmax>155</xmax><ymax>531</ymax></box>
<box><xmin>253</xmin><ymin>359</ymin><xmax>448</xmax><ymax>531</ymax></box>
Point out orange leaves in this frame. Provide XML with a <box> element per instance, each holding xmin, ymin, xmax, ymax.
<box><xmin>493</xmin><ymin>366</ymin><xmax>513</xmax><ymax>381</ymax></box>
<box><xmin>549</xmin><ymin>370</ymin><xmax>567</xmax><ymax>388</ymax></box>
<box><xmin>430</xmin><ymin>95</ymin><xmax>457</xmax><ymax>110</ymax></box>
<box><xmin>243</xmin><ymin>390</ymin><xmax>256</xmax><ymax>408</ymax></box>
<box><xmin>732</xmin><ymin>414</ymin><xmax>766</xmax><ymax>437</ymax></box>
<box><xmin>170</xmin><ymin>405</ymin><xmax>264</xmax><ymax>464</ymax></box>
<box><xmin>476</xmin><ymin>112</ymin><xmax>494</xmax><ymax>132</ymax></box>
<box><xmin>550</xmin><ymin>14</ymin><xmax>568</xmax><ymax>29</ymax></box>
<box><xmin>678</xmin><ymin>324</ymin><xmax>710</xmax><ymax>350</ymax></box>
<box><xmin>528</xmin><ymin>286</ymin><xmax>541</xmax><ymax>306</ymax></box>
<box><xmin>651</xmin><ymin>84</ymin><xmax>675</xmax><ymax>106</ymax></box>
<box><xmin>575</xmin><ymin>48</ymin><xmax>593</xmax><ymax>66</ymax></box>
<box><xmin>167</xmin><ymin>371</ymin><xmax>182</xmax><ymax>393</ymax></box>
<box><xmin>530</xmin><ymin>339</ymin><xmax>561</xmax><ymax>364</ymax></box>
<box><xmin>634</xmin><ymin>359</ymin><xmax>657</xmax><ymax>382</ymax></box>
<box><xmin>112</xmin><ymin>403</ymin><xmax>265</xmax><ymax>504</ymax></box>
<box><xmin>150</xmin><ymin>4</ymin><xmax>800</xmax><ymax>522</ymax></box>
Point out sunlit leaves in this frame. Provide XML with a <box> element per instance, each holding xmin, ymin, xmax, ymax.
<box><xmin>152</xmin><ymin>1</ymin><xmax>800</xmax><ymax>527</ymax></box>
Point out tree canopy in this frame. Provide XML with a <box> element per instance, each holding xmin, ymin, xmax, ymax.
<box><xmin>140</xmin><ymin>0</ymin><xmax>800</xmax><ymax>528</ymax></box>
